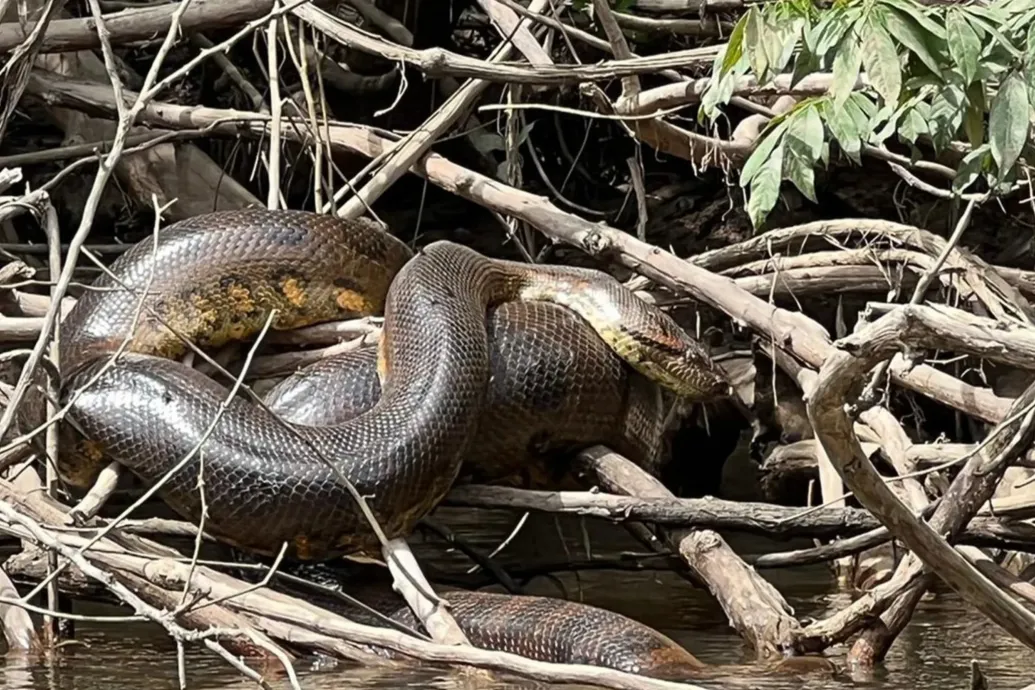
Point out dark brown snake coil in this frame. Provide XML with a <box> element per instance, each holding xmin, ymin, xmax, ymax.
<box><xmin>49</xmin><ymin>209</ymin><xmax>739</xmax><ymax>680</ymax></box>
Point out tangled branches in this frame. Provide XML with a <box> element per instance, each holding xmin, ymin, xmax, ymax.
<box><xmin>0</xmin><ymin>0</ymin><xmax>1033</xmax><ymax>688</ymax></box>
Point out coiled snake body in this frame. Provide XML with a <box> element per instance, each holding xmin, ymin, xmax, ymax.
<box><xmin>51</xmin><ymin>209</ymin><xmax>733</xmax><ymax>679</ymax></box>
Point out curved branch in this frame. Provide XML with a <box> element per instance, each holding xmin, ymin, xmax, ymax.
<box><xmin>806</xmin><ymin>305</ymin><xmax>1035</xmax><ymax>651</ymax></box>
<box><xmin>292</xmin><ymin>4</ymin><xmax>720</xmax><ymax>85</ymax></box>
<box><xmin>692</xmin><ymin>219</ymin><xmax>1035</xmax><ymax>325</ymax></box>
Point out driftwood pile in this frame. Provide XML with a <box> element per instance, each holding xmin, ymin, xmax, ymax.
<box><xmin>0</xmin><ymin>0</ymin><xmax>1033</xmax><ymax>689</ymax></box>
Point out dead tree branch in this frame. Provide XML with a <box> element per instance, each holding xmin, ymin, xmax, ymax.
<box><xmin>807</xmin><ymin>304</ymin><xmax>1035</xmax><ymax>652</ymax></box>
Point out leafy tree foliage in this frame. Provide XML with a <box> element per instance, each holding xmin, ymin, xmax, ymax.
<box><xmin>701</xmin><ymin>0</ymin><xmax>1035</xmax><ymax>228</ymax></box>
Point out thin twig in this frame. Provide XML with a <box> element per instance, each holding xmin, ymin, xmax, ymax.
<box><xmin>0</xmin><ymin>501</ymin><xmax>288</xmax><ymax>688</ymax></box>
<box><xmin>333</xmin><ymin>0</ymin><xmax>551</xmax><ymax>219</ymax></box>
<box><xmin>42</xmin><ymin>201</ymin><xmax>61</xmax><ymax>646</ymax></box>
<box><xmin>860</xmin><ymin>198</ymin><xmax>983</xmax><ymax>405</ymax></box>
<box><xmin>265</xmin><ymin>1</ymin><xmax>282</xmax><ymax>209</ymax></box>
<box><xmin>0</xmin><ymin>0</ymin><xmax>197</xmax><ymax>459</ymax></box>
<box><xmin>18</xmin><ymin>205</ymin><xmax>172</xmax><ymax>600</ymax></box>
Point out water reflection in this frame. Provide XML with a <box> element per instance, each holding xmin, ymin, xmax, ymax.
<box><xmin>3</xmin><ymin>505</ymin><xmax>1033</xmax><ymax>689</ymax></box>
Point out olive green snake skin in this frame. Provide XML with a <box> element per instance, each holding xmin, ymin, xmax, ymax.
<box><xmin>45</xmin><ymin>209</ymin><xmax>741</xmax><ymax>680</ymax></box>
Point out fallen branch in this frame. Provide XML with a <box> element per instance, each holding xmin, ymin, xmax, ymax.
<box><xmin>764</xmin><ymin>439</ymin><xmax>1035</xmax><ymax>501</ymax></box>
<box><xmin>626</xmin><ymin>73</ymin><xmax>869</xmax><ymax>116</ymax></box>
<box><xmin>691</xmin><ymin>220</ymin><xmax>1034</xmax><ymax>325</ymax></box>
<box><xmin>477</xmin><ymin>0</ymin><xmax>552</xmax><ymax>66</ymax></box>
<box><xmin>807</xmin><ymin>303</ymin><xmax>1035</xmax><ymax>652</ymax></box>
<box><xmin>27</xmin><ymin>3</ymin><xmax>259</xmax><ymax>226</ymax></box>
<box><xmin>635</xmin><ymin>0</ymin><xmax>757</xmax><ymax>11</ymax></box>
<box><xmin>0</xmin><ymin>0</ymin><xmax>276</xmax><ymax>54</ymax></box>
<box><xmin>292</xmin><ymin>4</ymin><xmax>721</xmax><ymax>85</ymax></box>
<box><xmin>0</xmin><ymin>564</ymin><xmax>38</xmax><ymax>652</ymax></box>
<box><xmin>611</xmin><ymin>11</ymin><xmax>733</xmax><ymax>36</ymax></box>
<box><xmin>0</xmin><ymin>479</ymin><xmax>290</xmax><ymax>659</ymax></box>
<box><xmin>442</xmin><ymin>484</ymin><xmax>1035</xmax><ymax>548</ymax></box>
<box><xmin>1</xmin><ymin>512</ymin><xmax>717</xmax><ymax>690</ymax></box>
<box><xmin>346</xmin><ymin>0</ymin><xmax>412</xmax><ymax>46</ymax></box>
<box><xmin>332</xmin><ymin>0</ymin><xmax>551</xmax><ymax>219</ymax></box>
<box><xmin>0</xmin><ymin>498</ymin><xmax>294</xmax><ymax>671</ymax></box>
<box><xmin>577</xmin><ymin>446</ymin><xmax>801</xmax><ymax>658</ymax></box>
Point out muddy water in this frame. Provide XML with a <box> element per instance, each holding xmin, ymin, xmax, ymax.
<box><xmin>3</xmin><ymin>452</ymin><xmax>1034</xmax><ymax>689</ymax></box>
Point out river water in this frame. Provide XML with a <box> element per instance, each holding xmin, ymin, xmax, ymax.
<box><xmin>2</xmin><ymin>458</ymin><xmax>1034</xmax><ymax>689</ymax></box>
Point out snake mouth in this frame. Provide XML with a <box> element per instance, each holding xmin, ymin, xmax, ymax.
<box><xmin>631</xmin><ymin>350</ymin><xmax>731</xmax><ymax>402</ymax></box>
<box><xmin>623</xmin><ymin>323</ymin><xmax>732</xmax><ymax>402</ymax></box>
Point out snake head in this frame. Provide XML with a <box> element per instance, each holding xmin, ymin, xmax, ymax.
<box><xmin>615</xmin><ymin>313</ymin><xmax>732</xmax><ymax>403</ymax></box>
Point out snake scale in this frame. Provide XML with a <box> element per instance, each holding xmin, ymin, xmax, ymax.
<box><xmin>45</xmin><ymin>209</ymin><xmax>744</xmax><ymax>679</ymax></box>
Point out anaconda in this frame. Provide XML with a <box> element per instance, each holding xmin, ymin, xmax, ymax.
<box><xmin>41</xmin><ymin>208</ymin><xmax>739</xmax><ymax>678</ymax></box>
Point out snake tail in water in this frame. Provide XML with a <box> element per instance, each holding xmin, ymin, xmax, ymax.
<box><xmin>280</xmin><ymin>561</ymin><xmax>838</xmax><ymax>683</ymax></box>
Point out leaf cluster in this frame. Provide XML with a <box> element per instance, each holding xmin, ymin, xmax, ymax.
<box><xmin>702</xmin><ymin>0</ymin><xmax>1035</xmax><ymax>228</ymax></box>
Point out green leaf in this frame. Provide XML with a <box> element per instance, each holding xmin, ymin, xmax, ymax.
<box><xmin>975</xmin><ymin>52</ymin><xmax>1012</xmax><ymax>83</ymax></box>
<box><xmin>782</xmin><ymin>108</ymin><xmax>824</xmax><ymax>202</ymax></box>
<box><xmin>747</xmin><ymin>142</ymin><xmax>785</xmax><ymax>229</ymax></box>
<box><xmin>1028</xmin><ymin>22</ymin><xmax>1035</xmax><ymax>66</ymax></box>
<box><xmin>861</xmin><ymin>16</ymin><xmax>902</xmax><ymax>105</ymax></box>
<box><xmin>1008</xmin><ymin>6</ymin><xmax>1035</xmax><ymax>31</ymax></box>
<box><xmin>703</xmin><ymin>39</ymin><xmax>748</xmax><ymax>119</ymax></box>
<box><xmin>899</xmin><ymin>107</ymin><xmax>929</xmax><ymax>144</ymax></box>
<box><xmin>967</xmin><ymin>78</ymin><xmax>987</xmax><ymax>112</ymax></box>
<box><xmin>764</xmin><ymin>14</ymin><xmax>804</xmax><ymax>76</ymax></box>
<box><xmin>741</xmin><ymin>121</ymin><xmax>789</xmax><ymax>185</ymax></box>
<box><xmin>903</xmin><ymin>74</ymin><xmax>944</xmax><ymax>93</ymax></box>
<box><xmin>946</xmin><ymin>10</ymin><xmax>982</xmax><ymax>85</ymax></box>
<box><xmin>871</xmin><ymin>89</ymin><xmax>930</xmax><ymax>145</ymax></box>
<box><xmin>964</xmin><ymin>80</ymin><xmax>986</xmax><ymax>148</ymax></box>
<box><xmin>1002</xmin><ymin>2</ymin><xmax>1035</xmax><ymax>28</ymax></box>
<box><xmin>1026</xmin><ymin>23</ymin><xmax>1035</xmax><ymax>102</ymax></box>
<box><xmin>807</xmin><ymin>11</ymin><xmax>850</xmax><ymax>59</ymax></box>
<box><xmin>823</xmin><ymin>99</ymin><xmax>863</xmax><ymax>163</ymax></box>
<box><xmin>882</xmin><ymin>7</ymin><xmax>943</xmax><ymax>75</ymax></box>
<box><xmin>961</xmin><ymin>6</ymin><xmax>1024</xmax><ymax>58</ymax></box>
<box><xmin>954</xmin><ymin>144</ymin><xmax>991</xmax><ymax>193</ymax></box>
<box><xmin>850</xmin><ymin>92</ymin><xmax>878</xmax><ymax>122</ymax></box>
<box><xmin>701</xmin><ymin>69</ymin><xmax>737</xmax><ymax>120</ymax></box>
<box><xmin>831</xmin><ymin>25</ymin><xmax>863</xmax><ymax>108</ymax></box>
<box><xmin>791</xmin><ymin>42</ymin><xmax>819</xmax><ymax>87</ymax></box>
<box><xmin>872</xmin><ymin>104</ymin><xmax>905</xmax><ymax>145</ymax></box>
<box><xmin>963</xmin><ymin>100</ymin><xmax>985</xmax><ymax>148</ymax></box>
<box><xmin>744</xmin><ymin>8</ymin><xmax>769</xmax><ymax>81</ymax></box>
<box><xmin>783</xmin><ymin>136</ymin><xmax>818</xmax><ymax>202</ymax></box>
<box><xmin>516</xmin><ymin>119</ymin><xmax>536</xmax><ymax>146</ymax></box>
<box><xmin>720</xmin><ymin>15</ymin><xmax>748</xmax><ymax>75</ymax></box>
<box><xmin>780</xmin><ymin>21</ymin><xmax>807</xmax><ymax>74</ymax></box>
<box><xmin>928</xmin><ymin>83</ymin><xmax>966</xmax><ymax>151</ymax></box>
<box><xmin>468</xmin><ymin>129</ymin><xmax>505</xmax><ymax>153</ymax></box>
<box><xmin>989</xmin><ymin>70</ymin><xmax>1031</xmax><ymax>178</ymax></box>
<box><xmin>799</xmin><ymin>105</ymin><xmax>825</xmax><ymax>159</ymax></box>
<box><xmin>879</xmin><ymin>0</ymin><xmax>946</xmax><ymax>38</ymax></box>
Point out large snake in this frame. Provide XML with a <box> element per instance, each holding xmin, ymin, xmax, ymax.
<box><xmin>41</xmin><ymin>209</ymin><xmax>750</xmax><ymax>679</ymax></box>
